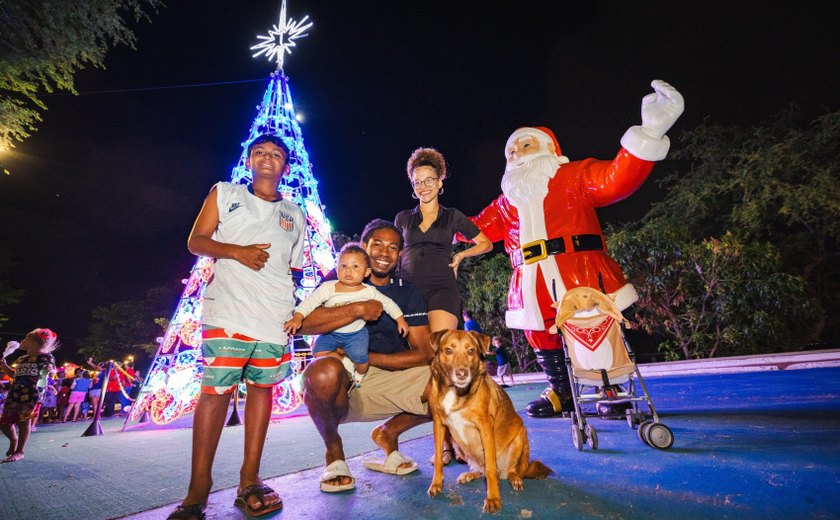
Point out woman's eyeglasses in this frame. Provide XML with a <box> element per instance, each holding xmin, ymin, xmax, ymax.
<box><xmin>412</xmin><ymin>177</ymin><xmax>439</xmax><ymax>189</ymax></box>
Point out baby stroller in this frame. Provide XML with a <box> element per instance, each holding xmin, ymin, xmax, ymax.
<box><xmin>556</xmin><ymin>288</ymin><xmax>674</xmax><ymax>450</ymax></box>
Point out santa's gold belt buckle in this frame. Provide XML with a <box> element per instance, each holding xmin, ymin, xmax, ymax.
<box><xmin>521</xmin><ymin>240</ymin><xmax>547</xmax><ymax>265</ymax></box>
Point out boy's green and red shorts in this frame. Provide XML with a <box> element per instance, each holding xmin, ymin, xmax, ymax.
<box><xmin>200</xmin><ymin>326</ymin><xmax>292</xmax><ymax>395</ymax></box>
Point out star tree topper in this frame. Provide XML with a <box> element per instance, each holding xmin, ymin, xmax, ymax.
<box><xmin>251</xmin><ymin>0</ymin><xmax>313</xmax><ymax>70</ymax></box>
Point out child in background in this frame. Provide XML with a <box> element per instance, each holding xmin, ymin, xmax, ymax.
<box><xmin>38</xmin><ymin>379</ymin><xmax>58</xmax><ymax>423</ymax></box>
<box><xmin>56</xmin><ymin>377</ymin><xmax>72</xmax><ymax>421</ymax></box>
<box><xmin>490</xmin><ymin>336</ymin><xmax>516</xmax><ymax>387</ymax></box>
<box><xmin>0</xmin><ymin>328</ymin><xmax>58</xmax><ymax>462</ymax></box>
<box><xmin>86</xmin><ymin>361</ymin><xmax>104</xmax><ymax>412</ymax></box>
<box><xmin>0</xmin><ymin>382</ymin><xmax>9</xmax><ymax>416</ymax></box>
<box><xmin>284</xmin><ymin>244</ymin><xmax>409</xmax><ymax>387</ymax></box>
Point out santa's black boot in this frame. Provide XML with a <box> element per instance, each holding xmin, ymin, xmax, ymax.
<box><xmin>526</xmin><ymin>349</ymin><xmax>572</xmax><ymax>418</ymax></box>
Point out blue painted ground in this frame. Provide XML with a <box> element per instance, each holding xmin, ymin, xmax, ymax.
<box><xmin>126</xmin><ymin>367</ymin><xmax>840</xmax><ymax>520</ymax></box>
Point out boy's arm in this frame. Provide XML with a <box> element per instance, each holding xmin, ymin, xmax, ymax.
<box><xmin>298</xmin><ymin>300</ymin><xmax>384</xmax><ymax>336</ymax></box>
<box><xmin>187</xmin><ymin>187</ymin><xmax>271</xmax><ymax>270</ymax></box>
<box><xmin>368</xmin><ymin>323</ymin><xmax>433</xmax><ymax>370</ymax></box>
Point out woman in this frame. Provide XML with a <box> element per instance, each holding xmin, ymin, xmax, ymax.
<box><xmin>394</xmin><ymin>147</ymin><xmax>492</xmax><ymax>332</ymax></box>
<box><xmin>63</xmin><ymin>370</ymin><xmax>92</xmax><ymax>422</ymax></box>
<box><xmin>395</xmin><ymin>148</ymin><xmax>492</xmax><ymax>466</ymax></box>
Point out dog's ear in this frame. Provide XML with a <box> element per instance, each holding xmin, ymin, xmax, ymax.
<box><xmin>430</xmin><ymin>330</ymin><xmax>447</xmax><ymax>352</ymax></box>
<box><xmin>469</xmin><ymin>332</ymin><xmax>491</xmax><ymax>360</ymax></box>
<box><xmin>429</xmin><ymin>334</ymin><xmax>450</xmax><ymax>388</ymax></box>
<box><xmin>471</xmin><ymin>333</ymin><xmax>489</xmax><ymax>377</ymax></box>
<box><xmin>430</xmin><ymin>347</ymin><xmax>446</xmax><ymax>385</ymax></box>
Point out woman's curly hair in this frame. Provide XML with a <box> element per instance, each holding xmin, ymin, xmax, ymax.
<box><xmin>406</xmin><ymin>147</ymin><xmax>447</xmax><ymax>181</ymax></box>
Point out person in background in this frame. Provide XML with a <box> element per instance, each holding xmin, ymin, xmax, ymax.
<box><xmin>0</xmin><ymin>328</ymin><xmax>58</xmax><ymax>462</ymax></box>
<box><xmin>56</xmin><ymin>376</ymin><xmax>72</xmax><ymax>422</ymax></box>
<box><xmin>38</xmin><ymin>378</ymin><xmax>58</xmax><ymax>423</ymax></box>
<box><xmin>64</xmin><ymin>369</ymin><xmax>92</xmax><ymax>422</ymax></box>
<box><xmin>0</xmin><ymin>382</ymin><xmax>8</xmax><ymax>416</ymax></box>
<box><xmin>462</xmin><ymin>310</ymin><xmax>482</xmax><ymax>332</ymax></box>
<box><xmin>102</xmin><ymin>363</ymin><xmax>122</xmax><ymax>417</ymax></box>
<box><xmin>86</xmin><ymin>358</ymin><xmax>104</xmax><ymax>414</ymax></box>
<box><xmin>118</xmin><ymin>362</ymin><xmax>138</xmax><ymax>416</ymax></box>
<box><xmin>490</xmin><ymin>336</ymin><xmax>516</xmax><ymax>388</ymax></box>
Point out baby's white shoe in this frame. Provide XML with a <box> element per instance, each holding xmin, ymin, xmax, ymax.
<box><xmin>352</xmin><ymin>370</ymin><xmax>366</xmax><ymax>388</ymax></box>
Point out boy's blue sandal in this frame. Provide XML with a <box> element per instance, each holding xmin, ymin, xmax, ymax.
<box><xmin>234</xmin><ymin>483</ymin><xmax>283</xmax><ymax>516</ymax></box>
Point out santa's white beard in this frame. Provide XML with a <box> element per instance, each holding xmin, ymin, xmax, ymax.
<box><xmin>501</xmin><ymin>154</ymin><xmax>563</xmax><ymax>208</ymax></box>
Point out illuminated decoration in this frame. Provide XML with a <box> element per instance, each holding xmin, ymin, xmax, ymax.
<box><xmin>125</xmin><ymin>1</ymin><xmax>335</xmax><ymax>428</ymax></box>
<box><xmin>250</xmin><ymin>0</ymin><xmax>312</xmax><ymax>70</ymax></box>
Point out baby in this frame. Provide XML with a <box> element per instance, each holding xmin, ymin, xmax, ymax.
<box><xmin>284</xmin><ymin>243</ymin><xmax>408</xmax><ymax>387</ymax></box>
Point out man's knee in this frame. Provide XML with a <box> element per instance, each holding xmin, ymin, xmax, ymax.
<box><xmin>302</xmin><ymin>357</ymin><xmax>347</xmax><ymax>399</ymax></box>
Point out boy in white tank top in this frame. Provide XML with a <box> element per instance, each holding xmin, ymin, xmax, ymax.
<box><xmin>169</xmin><ymin>134</ymin><xmax>303</xmax><ymax>519</ymax></box>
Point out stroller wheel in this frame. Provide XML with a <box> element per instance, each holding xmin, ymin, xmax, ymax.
<box><xmin>625</xmin><ymin>408</ymin><xmax>638</xmax><ymax>429</ymax></box>
<box><xmin>571</xmin><ymin>425</ymin><xmax>584</xmax><ymax>451</ymax></box>
<box><xmin>637</xmin><ymin>420</ymin><xmax>654</xmax><ymax>447</ymax></box>
<box><xmin>584</xmin><ymin>423</ymin><xmax>598</xmax><ymax>450</ymax></box>
<box><xmin>646</xmin><ymin>423</ymin><xmax>675</xmax><ymax>450</ymax></box>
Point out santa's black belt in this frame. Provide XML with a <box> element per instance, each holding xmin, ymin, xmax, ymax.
<box><xmin>511</xmin><ymin>234</ymin><xmax>604</xmax><ymax>267</ymax></box>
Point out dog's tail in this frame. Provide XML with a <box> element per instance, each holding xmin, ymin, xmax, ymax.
<box><xmin>523</xmin><ymin>459</ymin><xmax>554</xmax><ymax>480</ymax></box>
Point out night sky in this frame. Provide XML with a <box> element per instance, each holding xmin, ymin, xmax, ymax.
<box><xmin>1</xmin><ymin>1</ymin><xmax>838</xmax><ymax>360</ymax></box>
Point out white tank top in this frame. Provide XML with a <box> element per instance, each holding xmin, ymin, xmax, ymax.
<box><xmin>202</xmin><ymin>182</ymin><xmax>306</xmax><ymax>344</ymax></box>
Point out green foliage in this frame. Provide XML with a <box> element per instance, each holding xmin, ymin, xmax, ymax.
<box><xmin>0</xmin><ymin>0</ymin><xmax>162</xmax><ymax>150</ymax></box>
<box><xmin>80</xmin><ymin>285</ymin><xmax>173</xmax><ymax>360</ymax></box>
<box><xmin>651</xmin><ymin>108</ymin><xmax>840</xmax><ymax>340</ymax></box>
<box><xmin>460</xmin><ymin>253</ymin><xmax>538</xmax><ymax>372</ymax></box>
<box><xmin>0</xmin><ymin>252</ymin><xmax>24</xmax><ymax>325</ymax></box>
<box><xmin>609</xmin><ymin>223</ymin><xmax>811</xmax><ymax>360</ymax></box>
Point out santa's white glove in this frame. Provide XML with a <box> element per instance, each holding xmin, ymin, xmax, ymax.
<box><xmin>640</xmin><ymin>79</ymin><xmax>684</xmax><ymax>139</ymax></box>
<box><xmin>621</xmin><ymin>79</ymin><xmax>684</xmax><ymax>161</ymax></box>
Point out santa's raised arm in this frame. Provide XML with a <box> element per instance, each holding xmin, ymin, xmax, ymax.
<box><xmin>471</xmin><ymin>80</ymin><xmax>684</xmax><ymax>418</ymax></box>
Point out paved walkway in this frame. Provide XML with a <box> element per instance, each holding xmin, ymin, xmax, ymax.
<box><xmin>125</xmin><ymin>366</ymin><xmax>840</xmax><ymax>520</ymax></box>
<box><xmin>1</xmin><ymin>353</ymin><xmax>838</xmax><ymax>519</ymax></box>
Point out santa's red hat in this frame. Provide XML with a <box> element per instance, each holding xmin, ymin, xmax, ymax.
<box><xmin>505</xmin><ymin>127</ymin><xmax>563</xmax><ymax>157</ymax></box>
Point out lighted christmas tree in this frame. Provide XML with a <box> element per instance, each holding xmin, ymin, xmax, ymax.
<box><xmin>125</xmin><ymin>1</ymin><xmax>334</xmax><ymax>426</ymax></box>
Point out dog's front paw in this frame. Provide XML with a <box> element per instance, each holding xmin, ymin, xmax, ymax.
<box><xmin>509</xmin><ymin>475</ymin><xmax>524</xmax><ymax>491</ymax></box>
<box><xmin>483</xmin><ymin>496</ymin><xmax>502</xmax><ymax>513</ymax></box>
<box><xmin>427</xmin><ymin>479</ymin><xmax>443</xmax><ymax>497</ymax></box>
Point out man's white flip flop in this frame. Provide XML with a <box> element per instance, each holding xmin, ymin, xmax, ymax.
<box><xmin>320</xmin><ymin>460</ymin><xmax>356</xmax><ymax>492</ymax></box>
<box><xmin>362</xmin><ymin>450</ymin><xmax>419</xmax><ymax>475</ymax></box>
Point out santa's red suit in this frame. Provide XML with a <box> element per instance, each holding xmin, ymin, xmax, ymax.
<box><xmin>472</xmin><ymin>144</ymin><xmax>651</xmax><ymax>350</ymax></box>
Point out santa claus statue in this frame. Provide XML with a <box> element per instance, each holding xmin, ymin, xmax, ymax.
<box><xmin>471</xmin><ymin>80</ymin><xmax>684</xmax><ymax>417</ymax></box>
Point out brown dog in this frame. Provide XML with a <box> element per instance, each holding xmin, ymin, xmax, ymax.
<box><xmin>427</xmin><ymin>330</ymin><xmax>553</xmax><ymax>513</ymax></box>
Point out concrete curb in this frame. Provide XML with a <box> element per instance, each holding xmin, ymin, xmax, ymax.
<box><xmin>509</xmin><ymin>348</ymin><xmax>840</xmax><ymax>383</ymax></box>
